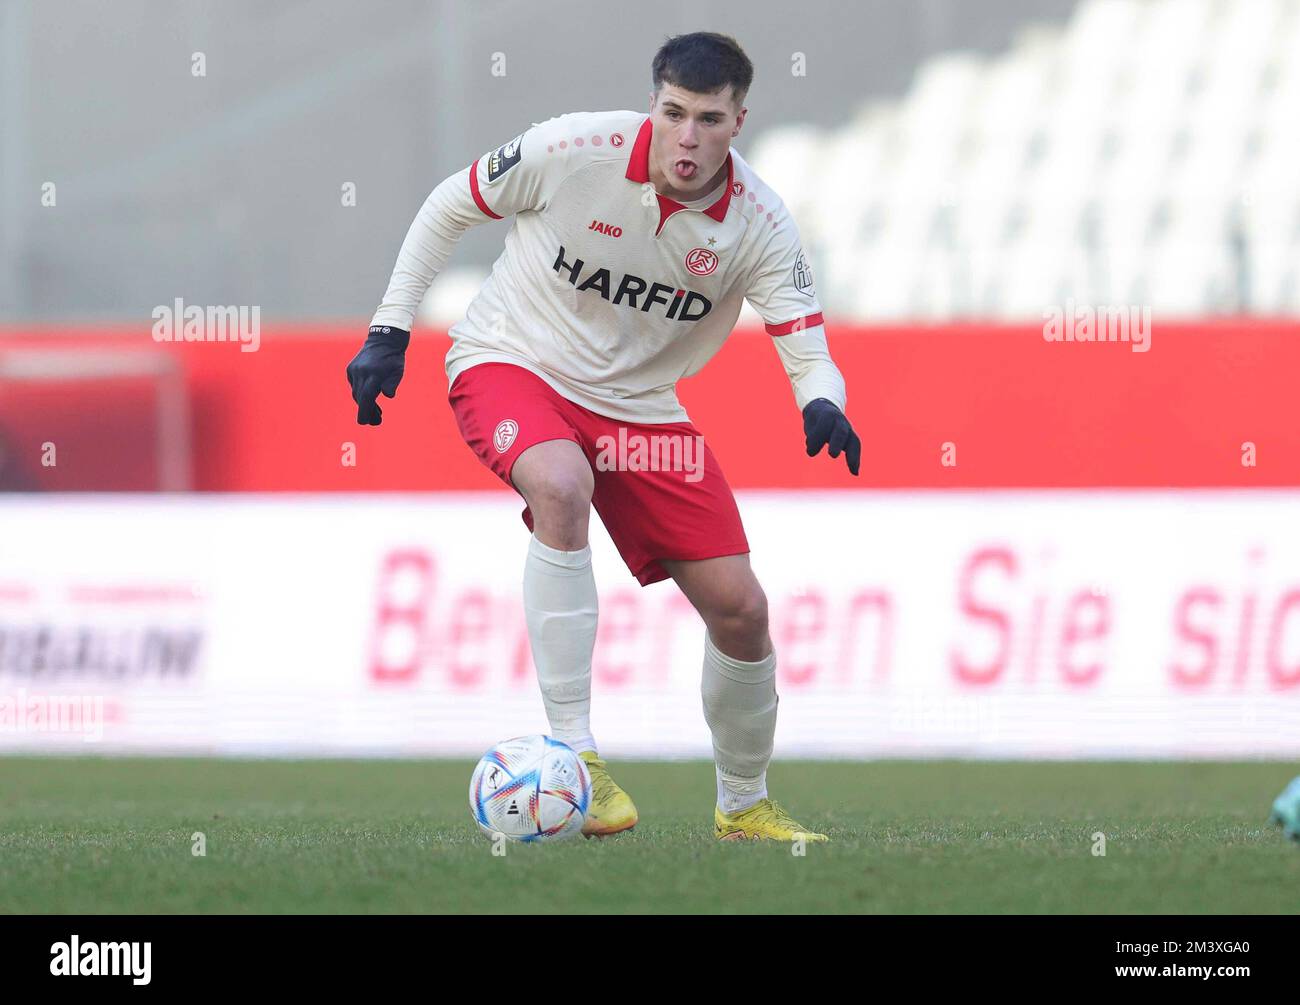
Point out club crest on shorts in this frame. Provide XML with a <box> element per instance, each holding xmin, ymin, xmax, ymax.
<box><xmin>685</xmin><ymin>248</ymin><xmax>719</xmax><ymax>276</ymax></box>
<box><xmin>493</xmin><ymin>419</ymin><xmax>519</xmax><ymax>453</ymax></box>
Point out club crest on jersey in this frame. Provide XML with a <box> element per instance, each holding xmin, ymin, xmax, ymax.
<box><xmin>793</xmin><ymin>251</ymin><xmax>815</xmax><ymax>297</ymax></box>
<box><xmin>685</xmin><ymin>248</ymin><xmax>719</xmax><ymax>277</ymax></box>
<box><xmin>487</xmin><ymin>134</ymin><xmax>525</xmax><ymax>182</ymax></box>
<box><xmin>493</xmin><ymin>419</ymin><xmax>519</xmax><ymax>453</ymax></box>
<box><xmin>731</xmin><ymin>181</ymin><xmax>745</xmax><ymax>198</ymax></box>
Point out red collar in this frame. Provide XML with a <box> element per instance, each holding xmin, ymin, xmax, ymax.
<box><xmin>626</xmin><ymin>116</ymin><xmax>733</xmax><ymax>229</ymax></box>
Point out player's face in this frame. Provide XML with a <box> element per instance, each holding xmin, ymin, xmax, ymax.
<box><xmin>648</xmin><ymin>84</ymin><xmax>745</xmax><ymax>200</ymax></box>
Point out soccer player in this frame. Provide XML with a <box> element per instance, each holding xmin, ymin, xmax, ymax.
<box><xmin>348</xmin><ymin>32</ymin><xmax>859</xmax><ymax>841</ymax></box>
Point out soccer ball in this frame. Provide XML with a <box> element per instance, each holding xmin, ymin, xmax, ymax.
<box><xmin>469</xmin><ymin>735</ymin><xmax>591</xmax><ymax>842</ymax></box>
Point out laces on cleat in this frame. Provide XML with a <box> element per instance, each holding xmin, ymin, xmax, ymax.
<box><xmin>728</xmin><ymin>799</ymin><xmax>823</xmax><ymax>838</ymax></box>
<box><xmin>752</xmin><ymin>800</ymin><xmax>800</xmax><ymax>829</ymax></box>
<box><xmin>584</xmin><ymin>759</ymin><xmax>619</xmax><ymax>802</ymax></box>
<box><xmin>579</xmin><ymin>759</ymin><xmax>629</xmax><ymax>821</ymax></box>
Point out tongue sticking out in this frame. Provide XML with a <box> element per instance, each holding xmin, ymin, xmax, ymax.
<box><xmin>674</xmin><ymin>160</ymin><xmax>697</xmax><ymax>180</ymax></box>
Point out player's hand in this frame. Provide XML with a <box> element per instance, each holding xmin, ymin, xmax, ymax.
<box><xmin>346</xmin><ymin>325</ymin><xmax>410</xmax><ymax>425</ymax></box>
<box><xmin>802</xmin><ymin>398</ymin><xmax>860</xmax><ymax>476</ymax></box>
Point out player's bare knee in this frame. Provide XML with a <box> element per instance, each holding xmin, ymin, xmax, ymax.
<box><xmin>516</xmin><ymin>463</ymin><xmax>593</xmax><ymax>549</ymax></box>
<box><xmin>735</xmin><ymin>589</ymin><xmax>769</xmax><ymax>646</ymax></box>
<box><xmin>524</xmin><ymin>468</ymin><xmax>592</xmax><ymax>518</ymax></box>
<box><xmin>514</xmin><ymin>445</ymin><xmax>593</xmax><ymax>517</ymax></box>
<box><xmin>707</xmin><ymin>586</ymin><xmax>769</xmax><ymax>656</ymax></box>
<box><xmin>512</xmin><ymin>439</ymin><xmax>589</xmax><ymax>487</ymax></box>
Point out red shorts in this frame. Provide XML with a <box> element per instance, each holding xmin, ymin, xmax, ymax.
<box><xmin>448</xmin><ymin>362</ymin><xmax>749</xmax><ymax>586</ymax></box>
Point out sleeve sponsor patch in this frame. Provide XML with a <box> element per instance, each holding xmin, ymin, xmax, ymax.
<box><xmin>793</xmin><ymin>251</ymin><xmax>815</xmax><ymax>298</ymax></box>
<box><xmin>486</xmin><ymin>133</ymin><xmax>525</xmax><ymax>182</ymax></box>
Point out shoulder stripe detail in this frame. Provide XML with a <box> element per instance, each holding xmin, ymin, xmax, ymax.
<box><xmin>765</xmin><ymin>312</ymin><xmax>824</xmax><ymax>337</ymax></box>
<box><xmin>468</xmin><ymin>160</ymin><xmax>502</xmax><ymax>220</ymax></box>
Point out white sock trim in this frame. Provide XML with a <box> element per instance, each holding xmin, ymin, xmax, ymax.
<box><xmin>527</xmin><ymin>534</ymin><xmax>592</xmax><ymax>571</ymax></box>
<box><xmin>704</xmin><ymin>632</ymin><xmax>776</xmax><ymax>682</ymax></box>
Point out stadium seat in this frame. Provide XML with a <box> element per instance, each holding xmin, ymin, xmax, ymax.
<box><xmin>751</xmin><ymin>0</ymin><xmax>1300</xmax><ymax>321</ymax></box>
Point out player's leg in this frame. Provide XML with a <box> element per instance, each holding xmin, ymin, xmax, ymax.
<box><xmin>581</xmin><ymin>416</ymin><xmax>825</xmax><ymax>840</ymax></box>
<box><xmin>447</xmin><ymin>364</ymin><xmax>637</xmax><ymax>836</ymax></box>
<box><xmin>449</xmin><ymin>365</ymin><xmax>597</xmax><ymax>754</ymax></box>
<box><xmin>659</xmin><ymin>554</ymin><xmax>777</xmax><ymax>809</ymax></box>
<box><xmin>510</xmin><ymin>439</ymin><xmax>600</xmax><ymax>756</ymax></box>
<box><xmin>449</xmin><ymin>367</ymin><xmax>595</xmax><ymax>756</ymax></box>
<box><xmin>661</xmin><ymin>554</ymin><xmax>827</xmax><ymax>842</ymax></box>
<box><xmin>510</xmin><ymin>434</ymin><xmax>638</xmax><ymax>836</ymax></box>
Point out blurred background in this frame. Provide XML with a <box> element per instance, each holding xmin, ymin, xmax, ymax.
<box><xmin>1</xmin><ymin>0</ymin><xmax>1297</xmax><ymax>759</ymax></box>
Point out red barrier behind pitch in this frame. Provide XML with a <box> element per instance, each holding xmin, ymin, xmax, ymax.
<box><xmin>2</xmin><ymin>321</ymin><xmax>1296</xmax><ymax>490</ymax></box>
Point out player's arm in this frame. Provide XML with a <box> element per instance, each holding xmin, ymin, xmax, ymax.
<box><xmin>347</xmin><ymin>118</ymin><xmax>570</xmax><ymax>424</ymax></box>
<box><xmin>745</xmin><ymin>229</ymin><xmax>860</xmax><ymax>475</ymax></box>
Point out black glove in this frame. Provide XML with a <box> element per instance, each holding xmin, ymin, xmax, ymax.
<box><xmin>346</xmin><ymin>325</ymin><xmax>410</xmax><ymax>425</ymax></box>
<box><xmin>802</xmin><ymin>397</ymin><xmax>860</xmax><ymax>476</ymax></box>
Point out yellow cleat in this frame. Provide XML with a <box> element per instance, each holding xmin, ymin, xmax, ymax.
<box><xmin>580</xmin><ymin>751</ymin><xmax>638</xmax><ymax>837</ymax></box>
<box><xmin>715</xmin><ymin>798</ymin><xmax>829</xmax><ymax>842</ymax></box>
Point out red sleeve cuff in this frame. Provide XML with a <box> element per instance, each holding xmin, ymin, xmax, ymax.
<box><xmin>765</xmin><ymin>312</ymin><xmax>824</xmax><ymax>336</ymax></box>
<box><xmin>467</xmin><ymin>160</ymin><xmax>502</xmax><ymax>220</ymax></box>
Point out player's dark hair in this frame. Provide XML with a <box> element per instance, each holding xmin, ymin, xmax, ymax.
<box><xmin>652</xmin><ymin>32</ymin><xmax>753</xmax><ymax>109</ymax></box>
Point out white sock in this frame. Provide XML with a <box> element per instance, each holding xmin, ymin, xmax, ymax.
<box><xmin>523</xmin><ymin>534</ymin><xmax>598</xmax><ymax>755</ymax></box>
<box><xmin>701</xmin><ymin>632</ymin><xmax>776</xmax><ymax>813</ymax></box>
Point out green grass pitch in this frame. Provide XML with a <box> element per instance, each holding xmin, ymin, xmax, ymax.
<box><xmin>0</xmin><ymin>758</ymin><xmax>1296</xmax><ymax>914</ymax></box>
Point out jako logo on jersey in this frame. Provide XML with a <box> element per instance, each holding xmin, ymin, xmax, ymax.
<box><xmin>493</xmin><ymin>419</ymin><xmax>519</xmax><ymax>453</ymax></box>
<box><xmin>552</xmin><ymin>246</ymin><xmax>712</xmax><ymax>322</ymax></box>
<box><xmin>588</xmin><ymin>219</ymin><xmax>623</xmax><ymax>237</ymax></box>
<box><xmin>793</xmin><ymin>251</ymin><xmax>815</xmax><ymax>297</ymax></box>
<box><xmin>685</xmin><ymin>248</ymin><xmax>718</xmax><ymax>277</ymax></box>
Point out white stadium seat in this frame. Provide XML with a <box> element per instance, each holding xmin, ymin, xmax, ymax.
<box><xmin>752</xmin><ymin>0</ymin><xmax>1300</xmax><ymax>320</ymax></box>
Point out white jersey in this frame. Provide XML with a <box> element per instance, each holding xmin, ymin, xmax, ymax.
<box><xmin>372</xmin><ymin>109</ymin><xmax>846</xmax><ymax>424</ymax></box>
